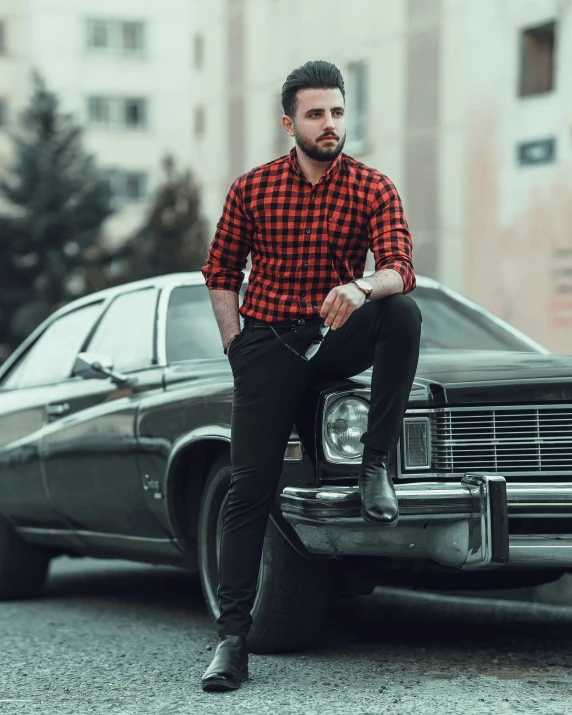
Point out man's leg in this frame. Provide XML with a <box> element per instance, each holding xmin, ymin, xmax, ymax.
<box><xmin>216</xmin><ymin>326</ymin><xmax>312</xmax><ymax>636</ymax></box>
<box><xmin>311</xmin><ymin>294</ymin><xmax>422</xmax><ymax>452</ymax></box>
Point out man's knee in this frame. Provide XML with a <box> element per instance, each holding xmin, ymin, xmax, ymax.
<box><xmin>374</xmin><ymin>293</ymin><xmax>422</xmax><ymax>332</ymax></box>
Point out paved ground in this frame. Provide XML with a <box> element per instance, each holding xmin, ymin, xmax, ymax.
<box><xmin>1</xmin><ymin>557</ymin><xmax>572</xmax><ymax>714</ymax></box>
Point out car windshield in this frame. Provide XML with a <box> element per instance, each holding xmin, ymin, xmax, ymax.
<box><xmin>409</xmin><ymin>286</ymin><xmax>539</xmax><ymax>352</ymax></box>
<box><xmin>164</xmin><ymin>282</ymin><xmax>541</xmax><ymax>363</ymax></box>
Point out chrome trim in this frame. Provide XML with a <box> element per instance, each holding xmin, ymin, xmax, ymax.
<box><xmin>401</xmin><ymin>404</ymin><xmax>572</xmax><ymax>479</ymax></box>
<box><xmin>509</xmin><ymin>536</ymin><xmax>572</xmax><ymax>566</ymax></box>
<box><xmin>284</xmin><ymin>441</ymin><xmax>304</xmax><ymax>462</ymax></box>
<box><xmin>280</xmin><ymin>476</ymin><xmax>572</xmax><ymax>569</ymax></box>
<box><xmin>462</xmin><ymin>474</ymin><xmax>508</xmax><ymax>569</ymax></box>
<box><xmin>322</xmin><ymin>389</ymin><xmax>371</xmax><ymax>464</ymax></box>
<box><xmin>406</xmin><ymin>404</ymin><xmax>572</xmax><ymax>413</ymax></box>
<box><xmin>16</xmin><ymin>527</ymin><xmax>172</xmax><ymax>543</ymax></box>
<box><xmin>402</xmin><ymin>416</ymin><xmax>432</xmax><ymax>470</ymax></box>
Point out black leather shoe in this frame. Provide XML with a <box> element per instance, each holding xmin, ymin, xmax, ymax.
<box><xmin>201</xmin><ymin>635</ymin><xmax>249</xmax><ymax>692</ymax></box>
<box><xmin>358</xmin><ymin>448</ymin><xmax>399</xmax><ymax>526</ymax></box>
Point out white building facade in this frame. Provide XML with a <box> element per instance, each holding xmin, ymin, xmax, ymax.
<box><xmin>0</xmin><ymin>0</ymin><xmax>196</xmax><ymax>247</ymax></box>
<box><xmin>190</xmin><ymin>0</ymin><xmax>572</xmax><ymax>353</ymax></box>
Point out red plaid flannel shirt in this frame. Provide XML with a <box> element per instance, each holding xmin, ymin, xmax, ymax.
<box><xmin>201</xmin><ymin>147</ymin><xmax>415</xmax><ymax>321</ymax></box>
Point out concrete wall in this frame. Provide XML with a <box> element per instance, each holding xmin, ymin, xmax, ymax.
<box><xmin>464</xmin><ymin>0</ymin><xmax>572</xmax><ymax>353</ymax></box>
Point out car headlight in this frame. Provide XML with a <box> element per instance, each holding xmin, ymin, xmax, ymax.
<box><xmin>323</xmin><ymin>396</ymin><xmax>369</xmax><ymax>461</ymax></box>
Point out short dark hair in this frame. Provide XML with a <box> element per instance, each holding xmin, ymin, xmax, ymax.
<box><xmin>281</xmin><ymin>60</ymin><xmax>345</xmax><ymax>118</ymax></box>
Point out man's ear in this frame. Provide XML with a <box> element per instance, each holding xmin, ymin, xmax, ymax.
<box><xmin>282</xmin><ymin>114</ymin><xmax>294</xmax><ymax>137</ymax></box>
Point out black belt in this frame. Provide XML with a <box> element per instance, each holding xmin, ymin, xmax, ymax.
<box><xmin>244</xmin><ymin>316</ymin><xmax>322</xmax><ymax>329</ymax></box>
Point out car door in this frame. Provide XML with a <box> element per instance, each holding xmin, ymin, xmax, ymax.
<box><xmin>0</xmin><ymin>302</ymin><xmax>104</xmax><ymax>543</ymax></box>
<box><xmin>41</xmin><ymin>287</ymin><xmax>169</xmax><ymax>543</ymax></box>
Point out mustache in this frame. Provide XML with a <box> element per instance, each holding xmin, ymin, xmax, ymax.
<box><xmin>317</xmin><ymin>133</ymin><xmax>339</xmax><ymax>140</ymax></box>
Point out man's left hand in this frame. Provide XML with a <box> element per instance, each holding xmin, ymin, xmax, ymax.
<box><xmin>320</xmin><ymin>283</ymin><xmax>367</xmax><ymax>329</ymax></box>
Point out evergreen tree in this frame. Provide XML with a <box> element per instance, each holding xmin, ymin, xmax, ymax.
<box><xmin>0</xmin><ymin>72</ymin><xmax>112</xmax><ymax>355</ymax></box>
<box><xmin>84</xmin><ymin>155</ymin><xmax>208</xmax><ymax>292</ymax></box>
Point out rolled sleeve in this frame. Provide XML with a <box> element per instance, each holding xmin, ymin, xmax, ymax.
<box><xmin>368</xmin><ymin>176</ymin><xmax>416</xmax><ymax>294</ymax></box>
<box><xmin>201</xmin><ymin>178</ymin><xmax>253</xmax><ymax>292</ymax></box>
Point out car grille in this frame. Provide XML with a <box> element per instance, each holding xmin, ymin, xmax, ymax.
<box><xmin>432</xmin><ymin>406</ymin><xmax>572</xmax><ymax>475</ymax></box>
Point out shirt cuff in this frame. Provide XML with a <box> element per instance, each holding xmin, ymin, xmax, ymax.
<box><xmin>375</xmin><ymin>260</ymin><xmax>416</xmax><ymax>294</ymax></box>
<box><xmin>201</xmin><ymin>266</ymin><xmax>243</xmax><ymax>293</ymax></box>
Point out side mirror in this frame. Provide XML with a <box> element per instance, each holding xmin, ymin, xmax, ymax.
<box><xmin>73</xmin><ymin>353</ymin><xmax>129</xmax><ymax>384</ymax></box>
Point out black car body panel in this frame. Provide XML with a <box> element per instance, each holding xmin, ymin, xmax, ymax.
<box><xmin>0</xmin><ymin>272</ymin><xmax>571</xmax><ymax>574</ymax></box>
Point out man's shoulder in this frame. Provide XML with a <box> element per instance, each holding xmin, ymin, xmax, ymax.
<box><xmin>234</xmin><ymin>154</ymin><xmax>290</xmax><ymax>189</ymax></box>
<box><xmin>341</xmin><ymin>153</ymin><xmax>396</xmax><ymax>192</ymax></box>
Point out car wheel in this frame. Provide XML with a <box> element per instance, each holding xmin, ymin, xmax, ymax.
<box><xmin>198</xmin><ymin>453</ymin><xmax>334</xmax><ymax>653</ymax></box>
<box><xmin>0</xmin><ymin>514</ymin><xmax>51</xmax><ymax>599</ymax></box>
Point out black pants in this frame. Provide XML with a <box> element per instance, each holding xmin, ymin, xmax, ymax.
<box><xmin>217</xmin><ymin>294</ymin><xmax>422</xmax><ymax>635</ymax></box>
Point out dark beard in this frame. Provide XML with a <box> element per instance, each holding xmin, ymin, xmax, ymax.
<box><xmin>293</xmin><ymin>125</ymin><xmax>346</xmax><ymax>162</ymax></box>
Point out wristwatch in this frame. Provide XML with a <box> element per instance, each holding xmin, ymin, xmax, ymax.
<box><xmin>351</xmin><ymin>278</ymin><xmax>374</xmax><ymax>300</ymax></box>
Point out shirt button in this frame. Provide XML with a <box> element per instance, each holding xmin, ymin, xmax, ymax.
<box><xmin>303</xmin><ymin>261</ymin><xmax>308</xmax><ymax>267</ymax></box>
<box><xmin>301</xmin><ymin>293</ymin><xmax>306</xmax><ymax>299</ymax></box>
<box><xmin>305</xmin><ymin>228</ymin><xmax>311</xmax><ymax>234</ymax></box>
<box><xmin>311</xmin><ymin>192</ymin><xmax>316</xmax><ymax>199</ymax></box>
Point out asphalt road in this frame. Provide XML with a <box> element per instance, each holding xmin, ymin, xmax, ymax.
<box><xmin>1</xmin><ymin>557</ymin><xmax>572</xmax><ymax>715</ymax></box>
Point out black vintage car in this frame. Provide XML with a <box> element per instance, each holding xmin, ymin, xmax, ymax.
<box><xmin>1</xmin><ymin>272</ymin><xmax>571</xmax><ymax>653</ymax></box>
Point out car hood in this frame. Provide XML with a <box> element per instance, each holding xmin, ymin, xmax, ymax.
<box><xmin>348</xmin><ymin>350</ymin><xmax>572</xmax><ymax>406</ymax></box>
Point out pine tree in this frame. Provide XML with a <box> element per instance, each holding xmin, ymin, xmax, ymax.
<box><xmin>0</xmin><ymin>72</ymin><xmax>112</xmax><ymax>355</ymax></box>
<box><xmin>84</xmin><ymin>154</ymin><xmax>208</xmax><ymax>292</ymax></box>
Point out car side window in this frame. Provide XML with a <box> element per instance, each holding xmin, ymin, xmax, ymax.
<box><xmin>83</xmin><ymin>289</ymin><xmax>158</xmax><ymax>372</ymax></box>
<box><xmin>166</xmin><ymin>284</ymin><xmax>246</xmax><ymax>362</ymax></box>
<box><xmin>0</xmin><ymin>303</ymin><xmax>103</xmax><ymax>389</ymax></box>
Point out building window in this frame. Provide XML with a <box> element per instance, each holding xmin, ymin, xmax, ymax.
<box><xmin>122</xmin><ymin>22</ymin><xmax>144</xmax><ymax>52</ymax></box>
<box><xmin>0</xmin><ymin>21</ymin><xmax>6</xmax><ymax>55</ymax></box>
<box><xmin>519</xmin><ymin>22</ymin><xmax>556</xmax><ymax>97</ymax></box>
<box><xmin>124</xmin><ymin>99</ymin><xmax>146</xmax><ymax>126</ymax></box>
<box><xmin>88</xmin><ymin>97</ymin><xmax>147</xmax><ymax>128</ymax></box>
<box><xmin>86</xmin><ymin>19</ymin><xmax>145</xmax><ymax>54</ymax></box>
<box><xmin>194</xmin><ymin>106</ymin><xmax>205</xmax><ymax>136</ymax></box>
<box><xmin>106</xmin><ymin>170</ymin><xmax>147</xmax><ymax>204</ymax></box>
<box><xmin>0</xmin><ymin>99</ymin><xmax>7</xmax><ymax>128</ymax></box>
<box><xmin>193</xmin><ymin>34</ymin><xmax>204</xmax><ymax>69</ymax></box>
<box><xmin>345</xmin><ymin>61</ymin><xmax>368</xmax><ymax>151</ymax></box>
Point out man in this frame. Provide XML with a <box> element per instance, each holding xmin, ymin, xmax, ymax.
<box><xmin>200</xmin><ymin>60</ymin><xmax>421</xmax><ymax>692</ymax></box>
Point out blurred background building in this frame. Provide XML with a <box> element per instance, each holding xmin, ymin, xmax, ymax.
<box><xmin>0</xmin><ymin>0</ymin><xmax>195</xmax><ymax>249</ymax></box>
<box><xmin>0</xmin><ymin>0</ymin><xmax>571</xmax><ymax>352</ymax></box>
<box><xmin>189</xmin><ymin>0</ymin><xmax>572</xmax><ymax>353</ymax></box>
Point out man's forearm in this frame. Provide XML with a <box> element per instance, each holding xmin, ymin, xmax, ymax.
<box><xmin>208</xmin><ymin>289</ymin><xmax>241</xmax><ymax>350</ymax></box>
<box><xmin>363</xmin><ymin>268</ymin><xmax>405</xmax><ymax>299</ymax></box>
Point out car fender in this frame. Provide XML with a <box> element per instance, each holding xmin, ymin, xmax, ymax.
<box><xmin>165</xmin><ymin>426</ymin><xmax>319</xmax><ymax>560</ymax></box>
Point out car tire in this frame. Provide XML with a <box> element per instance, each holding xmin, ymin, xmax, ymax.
<box><xmin>0</xmin><ymin>514</ymin><xmax>51</xmax><ymax>600</ymax></box>
<box><xmin>198</xmin><ymin>452</ymin><xmax>334</xmax><ymax>654</ymax></box>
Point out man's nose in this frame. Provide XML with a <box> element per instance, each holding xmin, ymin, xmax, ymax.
<box><xmin>322</xmin><ymin>112</ymin><xmax>335</xmax><ymax>130</ymax></box>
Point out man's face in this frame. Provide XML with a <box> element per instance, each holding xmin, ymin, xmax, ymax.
<box><xmin>284</xmin><ymin>88</ymin><xmax>346</xmax><ymax>162</ymax></box>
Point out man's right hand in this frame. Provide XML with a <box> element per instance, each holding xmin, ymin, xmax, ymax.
<box><xmin>224</xmin><ymin>332</ymin><xmax>240</xmax><ymax>355</ymax></box>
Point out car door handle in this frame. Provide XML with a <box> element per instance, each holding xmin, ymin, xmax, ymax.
<box><xmin>46</xmin><ymin>403</ymin><xmax>70</xmax><ymax>416</ymax></box>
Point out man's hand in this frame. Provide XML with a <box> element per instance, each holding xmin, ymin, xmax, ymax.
<box><xmin>320</xmin><ymin>283</ymin><xmax>366</xmax><ymax>329</ymax></box>
<box><xmin>224</xmin><ymin>332</ymin><xmax>240</xmax><ymax>355</ymax></box>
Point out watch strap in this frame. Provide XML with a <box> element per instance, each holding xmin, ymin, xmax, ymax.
<box><xmin>351</xmin><ymin>279</ymin><xmax>373</xmax><ymax>298</ymax></box>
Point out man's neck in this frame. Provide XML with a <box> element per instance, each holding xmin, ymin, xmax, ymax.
<box><xmin>295</xmin><ymin>146</ymin><xmax>336</xmax><ymax>186</ymax></box>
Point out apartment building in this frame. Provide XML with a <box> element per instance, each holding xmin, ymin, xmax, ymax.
<box><xmin>190</xmin><ymin>0</ymin><xmax>572</xmax><ymax>353</ymax></box>
<box><xmin>0</xmin><ymin>0</ymin><xmax>195</xmax><ymax>247</ymax></box>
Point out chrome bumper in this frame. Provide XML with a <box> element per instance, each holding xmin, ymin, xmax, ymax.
<box><xmin>280</xmin><ymin>475</ymin><xmax>572</xmax><ymax>570</ymax></box>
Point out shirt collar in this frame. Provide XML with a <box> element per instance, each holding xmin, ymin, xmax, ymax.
<box><xmin>288</xmin><ymin>146</ymin><xmax>343</xmax><ymax>185</ymax></box>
